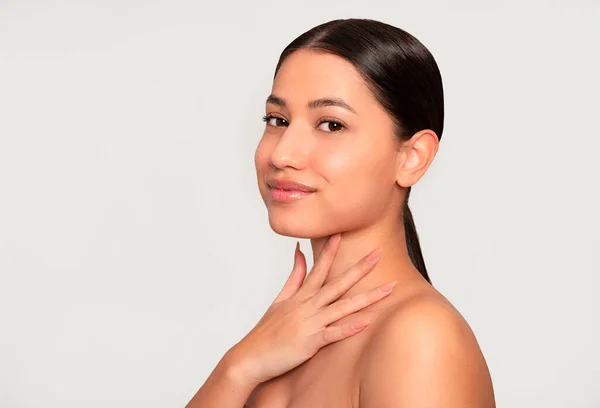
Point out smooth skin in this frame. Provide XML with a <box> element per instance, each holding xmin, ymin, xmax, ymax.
<box><xmin>188</xmin><ymin>48</ymin><xmax>495</xmax><ymax>407</ymax></box>
<box><xmin>187</xmin><ymin>234</ymin><xmax>396</xmax><ymax>407</ymax></box>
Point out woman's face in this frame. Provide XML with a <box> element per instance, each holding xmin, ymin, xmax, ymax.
<box><xmin>254</xmin><ymin>49</ymin><xmax>402</xmax><ymax>238</ymax></box>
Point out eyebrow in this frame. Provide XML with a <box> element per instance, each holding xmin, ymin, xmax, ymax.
<box><xmin>266</xmin><ymin>94</ymin><xmax>357</xmax><ymax>115</ymax></box>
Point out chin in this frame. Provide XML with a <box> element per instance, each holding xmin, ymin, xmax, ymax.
<box><xmin>268</xmin><ymin>215</ymin><xmax>315</xmax><ymax>238</ymax></box>
<box><xmin>267</xmin><ymin>211</ymin><xmax>329</xmax><ymax>239</ymax></box>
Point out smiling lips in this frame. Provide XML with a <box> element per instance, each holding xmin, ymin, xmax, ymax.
<box><xmin>268</xmin><ymin>178</ymin><xmax>316</xmax><ymax>202</ymax></box>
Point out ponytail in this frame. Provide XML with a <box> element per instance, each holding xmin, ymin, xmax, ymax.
<box><xmin>403</xmin><ymin>187</ymin><xmax>432</xmax><ymax>284</ymax></box>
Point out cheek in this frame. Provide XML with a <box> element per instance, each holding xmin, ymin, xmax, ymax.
<box><xmin>254</xmin><ymin>137</ymin><xmax>271</xmax><ymax>198</ymax></box>
<box><xmin>317</xmin><ymin>145</ymin><xmax>392</xmax><ymax>191</ymax></box>
<box><xmin>316</xmin><ymin>147</ymin><xmax>396</xmax><ymax>223</ymax></box>
<box><xmin>254</xmin><ymin>136</ymin><xmax>272</xmax><ymax>173</ymax></box>
<box><xmin>254</xmin><ymin>135</ymin><xmax>277</xmax><ymax>203</ymax></box>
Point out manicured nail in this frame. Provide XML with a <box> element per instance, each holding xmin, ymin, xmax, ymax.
<box><xmin>352</xmin><ymin>320</ymin><xmax>370</xmax><ymax>331</ymax></box>
<box><xmin>378</xmin><ymin>280</ymin><xmax>397</xmax><ymax>294</ymax></box>
<box><xmin>366</xmin><ymin>248</ymin><xmax>382</xmax><ymax>263</ymax></box>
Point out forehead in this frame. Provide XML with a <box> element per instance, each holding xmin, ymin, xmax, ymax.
<box><xmin>271</xmin><ymin>49</ymin><xmax>376</xmax><ymax>111</ymax></box>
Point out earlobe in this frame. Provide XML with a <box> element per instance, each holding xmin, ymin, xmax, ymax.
<box><xmin>395</xmin><ymin>129</ymin><xmax>439</xmax><ymax>188</ymax></box>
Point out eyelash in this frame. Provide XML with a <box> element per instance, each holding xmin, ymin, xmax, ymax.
<box><xmin>262</xmin><ymin>114</ymin><xmax>346</xmax><ymax>133</ymax></box>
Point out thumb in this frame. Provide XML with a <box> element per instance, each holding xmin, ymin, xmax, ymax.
<box><xmin>273</xmin><ymin>242</ymin><xmax>307</xmax><ymax>304</ymax></box>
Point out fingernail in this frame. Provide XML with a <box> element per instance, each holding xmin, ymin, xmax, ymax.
<box><xmin>378</xmin><ymin>280</ymin><xmax>397</xmax><ymax>293</ymax></box>
<box><xmin>352</xmin><ymin>320</ymin><xmax>370</xmax><ymax>331</ymax></box>
<box><xmin>366</xmin><ymin>248</ymin><xmax>382</xmax><ymax>263</ymax></box>
<box><xmin>330</xmin><ymin>234</ymin><xmax>341</xmax><ymax>245</ymax></box>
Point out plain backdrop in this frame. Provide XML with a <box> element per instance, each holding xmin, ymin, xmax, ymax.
<box><xmin>1</xmin><ymin>1</ymin><xmax>599</xmax><ymax>407</ymax></box>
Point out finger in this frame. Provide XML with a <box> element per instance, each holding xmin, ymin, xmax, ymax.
<box><xmin>300</xmin><ymin>233</ymin><xmax>341</xmax><ymax>295</ymax></box>
<box><xmin>308</xmin><ymin>318</ymin><xmax>371</xmax><ymax>350</ymax></box>
<box><xmin>310</xmin><ymin>247</ymin><xmax>382</xmax><ymax>308</ymax></box>
<box><xmin>312</xmin><ymin>280</ymin><xmax>397</xmax><ymax>327</ymax></box>
<box><xmin>273</xmin><ymin>242</ymin><xmax>307</xmax><ymax>304</ymax></box>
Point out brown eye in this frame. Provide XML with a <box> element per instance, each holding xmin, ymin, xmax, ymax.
<box><xmin>317</xmin><ymin>120</ymin><xmax>345</xmax><ymax>133</ymax></box>
<box><xmin>262</xmin><ymin>115</ymin><xmax>288</xmax><ymax>127</ymax></box>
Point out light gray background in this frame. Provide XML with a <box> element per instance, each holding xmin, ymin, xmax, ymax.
<box><xmin>1</xmin><ymin>1</ymin><xmax>599</xmax><ymax>407</ymax></box>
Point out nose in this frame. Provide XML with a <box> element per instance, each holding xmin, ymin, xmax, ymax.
<box><xmin>269</xmin><ymin>124</ymin><xmax>309</xmax><ymax>171</ymax></box>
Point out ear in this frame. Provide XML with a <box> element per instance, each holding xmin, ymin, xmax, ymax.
<box><xmin>395</xmin><ymin>129</ymin><xmax>439</xmax><ymax>188</ymax></box>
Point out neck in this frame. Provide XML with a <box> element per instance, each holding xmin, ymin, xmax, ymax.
<box><xmin>309</xmin><ymin>221</ymin><xmax>424</xmax><ymax>307</ymax></box>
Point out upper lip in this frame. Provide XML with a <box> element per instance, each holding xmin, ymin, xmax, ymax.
<box><xmin>268</xmin><ymin>178</ymin><xmax>317</xmax><ymax>192</ymax></box>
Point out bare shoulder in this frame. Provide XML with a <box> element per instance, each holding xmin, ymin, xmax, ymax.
<box><xmin>356</xmin><ymin>290</ymin><xmax>495</xmax><ymax>408</ymax></box>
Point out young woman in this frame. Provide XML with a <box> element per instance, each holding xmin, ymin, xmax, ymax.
<box><xmin>188</xmin><ymin>18</ymin><xmax>495</xmax><ymax>408</ymax></box>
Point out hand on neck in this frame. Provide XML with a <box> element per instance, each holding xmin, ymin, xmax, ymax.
<box><xmin>308</xmin><ymin>224</ymin><xmax>421</xmax><ymax>304</ymax></box>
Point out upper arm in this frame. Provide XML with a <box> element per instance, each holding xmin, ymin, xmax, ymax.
<box><xmin>358</xmin><ymin>298</ymin><xmax>495</xmax><ymax>408</ymax></box>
